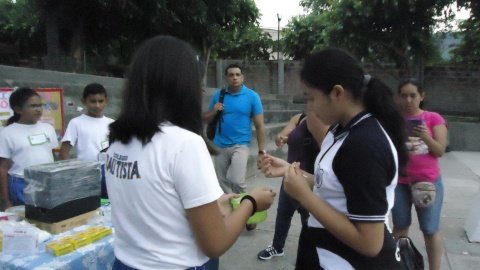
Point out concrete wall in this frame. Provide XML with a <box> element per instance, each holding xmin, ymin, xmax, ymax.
<box><xmin>2</xmin><ymin>63</ymin><xmax>480</xmax><ymax>151</ymax></box>
<box><xmin>424</xmin><ymin>66</ymin><xmax>480</xmax><ymax>117</ymax></box>
<box><xmin>4</xmin><ymin>63</ymin><xmax>479</xmax><ymax>119</ymax></box>
<box><xmin>0</xmin><ymin>65</ymin><xmax>125</xmax><ymax>126</ymax></box>
<box><xmin>447</xmin><ymin>121</ymin><xmax>480</xmax><ymax>151</ymax></box>
<box><xmin>208</xmin><ymin>62</ymin><xmax>480</xmax><ymax>118</ymax></box>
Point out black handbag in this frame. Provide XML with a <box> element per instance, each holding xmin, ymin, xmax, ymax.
<box><xmin>397</xmin><ymin>237</ymin><xmax>424</xmax><ymax>270</ymax></box>
<box><xmin>206</xmin><ymin>89</ymin><xmax>226</xmax><ymax>140</ymax></box>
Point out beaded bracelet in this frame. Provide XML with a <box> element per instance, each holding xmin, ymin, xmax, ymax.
<box><xmin>240</xmin><ymin>195</ymin><xmax>257</xmax><ymax>217</ymax></box>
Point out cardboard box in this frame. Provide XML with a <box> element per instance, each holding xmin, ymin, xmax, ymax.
<box><xmin>27</xmin><ymin>209</ymin><xmax>98</xmax><ymax>234</ymax></box>
<box><xmin>26</xmin><ymin>196</ymin><xmax>100</xmax><ymax>223</ymax></box>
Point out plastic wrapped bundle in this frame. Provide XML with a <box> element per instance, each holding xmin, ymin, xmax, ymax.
<box><xmin>24</xmin><ymin>160</ymin><xmax>101</xmax><ymax>223</ymax></box>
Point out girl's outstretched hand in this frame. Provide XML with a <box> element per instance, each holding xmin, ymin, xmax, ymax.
<box><xmin>275</xmin><ymin>135</ymin><xmax>288</xmax><ymax>148</ymax></box>
<box><xmin>257</xmin><ymin>154</ymin><xmax>290</xmax><ymax>178</ymax></box>
<box><xmin>284</xmin><ymin>162</ymin><xmax>312</xmax><ymax>202</ymax></box>
<box><xmin>249</xmin><ymin>186</ymin><xmax>276</xmax><ymax>211</ymax></box>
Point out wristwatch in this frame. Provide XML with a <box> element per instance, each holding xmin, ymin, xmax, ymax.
<box><xmin>258</xmin><ymin>150</ymin><xmax>267</xmax><ymax>155</ymax></box>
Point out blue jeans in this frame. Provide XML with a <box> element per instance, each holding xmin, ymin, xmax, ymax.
<box><xmin>8</xmin><ymin>175</ymin><xmax>26</xmax><ymax>206</ymax></box>
<box><xmin>113</xmin><ymin>257</ymin><xmax>219</xmax><ymax>270</ymax></box>
<box><xmin>392</xmin><ymin>177</ymin><xmax>444</xmax><ymax>235</ymax></box>
<box><xmin>272</xmin><ymin>181</ymin><xmax>309</xmax><ymax>251</ymax></box>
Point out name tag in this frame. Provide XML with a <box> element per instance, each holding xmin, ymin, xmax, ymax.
<box><xmin>28</xmin><ymin>133</ymin><xmax>49</xmax><ymax>146</ymax></box>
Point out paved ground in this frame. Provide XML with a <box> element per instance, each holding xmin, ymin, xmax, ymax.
<box><xmin>219</xmin><ymin>151</ymin><xmax>480</xmax><ymax>270</ymax></box>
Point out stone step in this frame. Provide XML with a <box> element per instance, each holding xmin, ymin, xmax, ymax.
<box><xmin>203</xmin><ymin>88</ymin><xmax>281</xmax><ymax>100</ymax></box>
<box><xmin>202</xmin><ymin>98</ymin><xmax>302</xmax><ymax>111</ymax></box>
<box><xmin>202</xmin><ymin>89</ymin><xmax>304</xmax><ymax>113</ymax></box>
<box><xmin>261</xmin><ymin>99</ymin><xmax>295</xmax><ymax>110</ymax></box>
<box><xmin>264</xmin><ymin>110</ymin><xmax>302</xmax><ymax>124</ymax></box>
<box><xmin>275</xmin><ymin>94</ymin><xmax>294</xmax><ymax>101</ymax></box>
<box><xmin>253</xmin><ymin>122</ymin><xmax>288</xmax><ymax>142</ymax></box>
<box><xmin>288</xmin><ymin>103</ymin><xmax>307</xmax><ymax>111</ymax></box>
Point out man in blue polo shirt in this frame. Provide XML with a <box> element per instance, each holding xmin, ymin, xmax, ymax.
<box><xmin>203</xmin><ymin>64</ymin><xmax>266</xmax><ymax>196</ymax></box>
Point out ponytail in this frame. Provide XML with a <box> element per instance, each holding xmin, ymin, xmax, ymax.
<box><xmin>301</xmin><ymin>48</ymin><xmax>408</xmax><ymax>173</ymax></box>
<box><xmin>363</xmin><ymin>77</ymin><xmax>409</xmax><ymax>173</ymax></box>
<box><xmin>6</xmin><ymin>113</ymin><xmax>20</xmax><ymax>126</ymax></box>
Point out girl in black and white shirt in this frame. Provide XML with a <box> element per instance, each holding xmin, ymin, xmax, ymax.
<box><xmin>272</xmin><ymin>49</ymin><xmax>408</xmax><ymax>269</ymax></box>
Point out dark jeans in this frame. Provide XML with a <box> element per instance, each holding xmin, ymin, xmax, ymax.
<box><xmin>101</xmin><ymin>164</ymin><xmax>108</xmax><ymax>199</ymax></box>
<box><xmin>113</xmin><ymin>257</ymin><xmax>219</xmax><ymax>270</ymax></box>
<box><xmin>272</xmin><ymin>181</ymin><xmax>309</xmax><ymax>251</ymax></box>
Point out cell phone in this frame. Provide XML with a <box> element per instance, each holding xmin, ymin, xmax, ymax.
<box><xmin>408</xmin><ymin>119</ymin><xmax>424</xmax><ymax>127</ymax></box>
<box><xmin>407</xmin><ymin>119</ymin><xmax>424</xmax><ymax>135</ymax></box>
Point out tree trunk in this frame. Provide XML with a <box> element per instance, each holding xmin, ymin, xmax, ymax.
<box><xmin>202</xmin><ymin>39</ymin><xmax>212</xmax><ymax>88</ymax></box>
<box><xmin>71</xmin><ymin>17</ymin><xmax>84</xmax><ymax>73</ymax></box>
<box><xmin>45</xmin><ymin>4</ymin><xmax>60</xmax><ymax>70</ymax></box>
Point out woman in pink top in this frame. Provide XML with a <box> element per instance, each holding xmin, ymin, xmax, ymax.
<box><xmin>392</xmin><ymin>78</ymin><xmax>448</xmax><ymax>270</ymax></box>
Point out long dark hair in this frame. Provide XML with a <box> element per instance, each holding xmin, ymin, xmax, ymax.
<box><xmin>109</xmin><ymin>36</ymin><xmax>203</xmax><ymax>145</ymax></box>
<box><xmin>6</xmin><ymin>87</ymin><xmax>40</xmax><ymax>126</ymax></box>
<box><xmin>301</xmin><ymin>48</ymin><xmax>408</xmax><ymax>172</ymax></box>
<box><xmin>398</xmin><ymin>78</ymin><xmax>425</xmax><ymax>109</ymax></box>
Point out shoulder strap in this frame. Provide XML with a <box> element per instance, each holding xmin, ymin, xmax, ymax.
<box><xmin>297</xmin><ymin>113</ymin><xmax>306</xmax><ymax>126</ymax></box>
<box><xmin>215</xmin><ymin>89</ymin><xmax>227</xmax><ymax>135</ymax></box>
<box><xmin>219</xmin><ymin>88</ymin><xmax>226</xmax><ymax>103</ymax></box>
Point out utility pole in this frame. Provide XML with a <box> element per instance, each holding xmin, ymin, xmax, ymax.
<box><xmin>277</xmin><ymin>13</ymin><xmax>282</xmax><ymax>60</ymax></box>
<box><xmin>277</xmin><ymin>13</ymin><xmax>284</xmax><ymax>95</ymax></box>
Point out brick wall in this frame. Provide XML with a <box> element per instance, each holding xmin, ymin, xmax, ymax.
<box><xmin>423</xmin><ymin>66</ymin><xmax>480</xmax><ymax>117</ymax></box>
<box><xmin>208</xmin><ymin>61</ymin><xmax>480</xmax><ymax>118</ymax></box>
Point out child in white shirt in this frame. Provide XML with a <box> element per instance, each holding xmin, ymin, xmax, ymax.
<box><xmin>60</xmin><ymin>83</ymin><xmax>113</xmax><ymax>198</ymax></box>
<box><xmin>0</xmin><ymin>88</ymin><xmax>59</xmax><ymax>210</ymax></box>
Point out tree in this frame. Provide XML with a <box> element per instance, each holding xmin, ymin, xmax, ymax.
<box><xmin>282</xmin><ymin>14</ymin><xmax>327</xmax><ymax>60</ymax></box>
<box><xmin>328</xmin><ymin>0</ymin><xmax>454</xmax><ymax>75</ymax></box>
<box><xmin>85</xmin><ymin>0</ymin><xmax>177</xmax><ymax>72</ymax></box>
<box><xmin>35</xmin><ymin>0</ymin><xmax>173</xmax><ymax>71</ymax></box>
<box><xmin>168</xmin><ymin>0</ymin><xmax>262</xmax><ymax>83</ymax></box>
<box><xmin>0</xmin><ymin>0</ymin><xmax>43</xmax><ymax>64</ymax></box>
<box><xmin>283</xmin><ymin>0</ymin><xmax>455</xmax><ymax>76</ymax></box>
<box><xmin>451</xmin><ymin>1</ymin><xmax>480</xmax><ymax>63</ymax></box>
<box><xmin>214</xmin><ymin>26</ymin><xmax>273</xmax><ymax>60</ymax></box>
<box><xmin>1</xmin><ymin>0</ymin><xmax>270</xmax><ymax>76</ymax></box>
<box><xmin>1</xmin><ymin>0</ymin><xmax>179</xmax><ymax>71</ymax></box>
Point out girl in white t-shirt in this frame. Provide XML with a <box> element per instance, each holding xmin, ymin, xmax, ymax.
<box><xmin>0</xmin><ymin>88</ymin><xmax>59</xmax><ymax>210</ymax></box>
<box><xmin>106</xmin><ymin>36</ymin><xmax>276</xmax><ymax>270</ymax></box>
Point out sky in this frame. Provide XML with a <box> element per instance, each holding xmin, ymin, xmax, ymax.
<box><xmin>254</xmin><ymin>0</ymin><xmax>305</xmax><ymax>29</ymax></box>
<box><xmin>255</xmin><ymin>0</ymin><xmax>471</xmax><ymax>30</ymax></box>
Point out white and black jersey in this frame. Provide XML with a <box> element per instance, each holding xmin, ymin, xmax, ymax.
<box><xmin>298</xmin><ymin>112</ymin><xmax>403</xmax><ymax>270</ymax></box>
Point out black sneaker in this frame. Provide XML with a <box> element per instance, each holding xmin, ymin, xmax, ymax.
<box><xmin>257</xmin><ymin>245</ymin><xmax>284</xmax><ymax>260</ymax></box>
<box><xmin>246</xmin><ymin>223</ymin><xmax>257</xmax><ymax>231</ymax></box>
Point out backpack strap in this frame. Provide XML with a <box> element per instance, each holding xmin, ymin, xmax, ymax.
<box><xmin>219</xmin><ymin>88</ymin><xmax>226</xmax><ymax>103</ymax></box>
<box><xmin>217</xmin><ymin>88</ymin><xmax>227</xmax><ymax>134</ymax></box>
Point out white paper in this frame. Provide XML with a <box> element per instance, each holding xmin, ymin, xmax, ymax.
<box><xmin>2</xmin><ymin>225</ymin><xmax>38</xmax><ymax>254</ymax></box>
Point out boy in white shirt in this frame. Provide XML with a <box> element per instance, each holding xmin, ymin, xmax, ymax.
<box><xmin>60</xmin><ymin>83</ymin><xmax>114</xmax><ymax>198</ymax></box>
